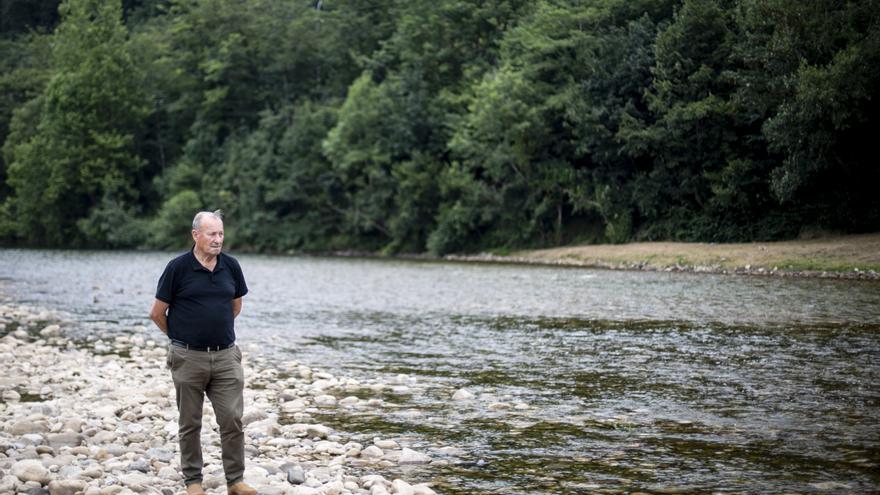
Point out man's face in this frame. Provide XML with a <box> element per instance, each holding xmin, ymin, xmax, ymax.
<box><xmin>193</xmin><ymin>216</ymin><xmax>224</xmax><ymax>257</ymax></box>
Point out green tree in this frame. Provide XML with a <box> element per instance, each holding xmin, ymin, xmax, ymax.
<box><xmin>2</xmin><ymin>0</ymin><xmax>149</xmax><ymax>246</ymax></box>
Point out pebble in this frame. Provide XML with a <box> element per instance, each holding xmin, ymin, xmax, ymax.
<box><xmin>0</xmin><ymin>304</ymin><xmax>428</xmax><ymax>495</ymax></box>
<box><xmin>287</xmin><ymin>465</ymin><xmax>306</xmax><ymax>484</ymax></box>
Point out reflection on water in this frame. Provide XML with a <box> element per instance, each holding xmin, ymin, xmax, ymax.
<box><xmin>2</xmin><ymin>249</ymin><xmax>879</xmax><ymax>493</ymax></box>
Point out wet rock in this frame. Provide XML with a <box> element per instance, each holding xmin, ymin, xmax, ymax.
<box><xmin>398</xmin><ymin>448</ymin><xmax>431</xmax><ymax>465</ymax></box>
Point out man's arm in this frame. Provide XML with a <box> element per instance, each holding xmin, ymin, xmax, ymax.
<box><xmin>150</xmin><ymin>299</ymin><xmax>170</xmax><ymax>335</ymax></box>
<box><xmin>232</xmin><ymin>297</ymin><xmax>242</xmax><ymax>318</ymax></box>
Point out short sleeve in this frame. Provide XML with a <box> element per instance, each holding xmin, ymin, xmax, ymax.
<box><xmin>155</xmin><ymin>260</ymin><xmax>177</xmax><ymax>303</ymax></box>
<box><xmin>231</xmin><ymin>258</ymin><xmax>248</xmax><ymax>299</ymax></box>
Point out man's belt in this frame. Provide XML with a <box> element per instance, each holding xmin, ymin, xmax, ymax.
<box><xmin>170</xmin><ymin>339</ymin><xmax>235</xmax><ymax>352</ymax></box>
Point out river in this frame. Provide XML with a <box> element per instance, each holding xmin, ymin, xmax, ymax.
<box><xmin>1</xmin><ymin>249</ymin><xmax>879</xmax><ymax>494</ymax></box>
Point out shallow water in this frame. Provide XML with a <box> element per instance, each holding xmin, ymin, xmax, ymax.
<box><xmin>2</xmin><ymin>249</ymin><xmax>879</xmax><ymax>493</ymax></box>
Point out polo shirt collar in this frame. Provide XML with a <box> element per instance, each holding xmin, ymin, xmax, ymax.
<box><xmin>188</xmin><ymin>248</ymin><xmax>226</xmax><ymax>272</ymax></box>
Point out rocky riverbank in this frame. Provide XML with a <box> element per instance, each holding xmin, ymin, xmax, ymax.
<box><xmin>0</xmin><ymin>304</ymin><xmax>438</xmax><ymax>495</ymax></box>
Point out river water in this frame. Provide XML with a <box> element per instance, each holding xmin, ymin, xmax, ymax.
<box><xmin>1</xmin><ymin>249</ymin><xmax>879</xmax><ymax>494</ymax></box>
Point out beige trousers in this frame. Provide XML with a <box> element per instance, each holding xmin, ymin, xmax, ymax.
<box><xmin>167</xmin><ymin>344</ymin><xmax>245</xmax><ymax>487</ymax></box>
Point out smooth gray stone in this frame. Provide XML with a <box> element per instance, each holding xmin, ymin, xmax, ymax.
<box><xmin>287</xmin><ymin>466</ymin><xmax>306</xmax><ymax>485</ymax></box>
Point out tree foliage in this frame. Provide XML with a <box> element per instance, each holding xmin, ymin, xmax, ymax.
<box><xmin>1</xmin><ymin>0</ymin><xmax>877</xmax><ymax>252</ymax></box>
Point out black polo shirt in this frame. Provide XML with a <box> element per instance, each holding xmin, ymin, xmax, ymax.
<box><xmin>155</xmin><ymin>249</ymin><xmax>248</xmax><ymax>347</ymax></box>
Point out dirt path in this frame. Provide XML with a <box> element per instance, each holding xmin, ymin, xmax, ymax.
<box><xmin>446</xmin><ymin>233</ymin><xmax>880</xmax><ymax>280</ymax></box>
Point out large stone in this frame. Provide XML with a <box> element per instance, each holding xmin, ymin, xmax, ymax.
<box><xmin>11</xmin><ymin>459</ymin><xmax>52</xmax><ymax>485</ymax></box>
<box><xmin>47</xmin><ymin>479</ymin><xmax>87</xmax><ymax>495</ymax></box>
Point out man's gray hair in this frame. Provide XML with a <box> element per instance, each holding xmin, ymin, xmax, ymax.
<box><xmin>192</xmin><ymin>209</ymin><xmax>224</xmax><ymax>230</ymax></box>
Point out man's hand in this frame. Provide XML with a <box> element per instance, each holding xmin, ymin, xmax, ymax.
<box><xmin>232</xmin><ymin>297</ymin><xmax>242</xmax><ymax>319</ymax></box>
<box><xmin>150</xmin><ymin>299</ymin><xmax>170</xmax><ymax>334</ymax></box>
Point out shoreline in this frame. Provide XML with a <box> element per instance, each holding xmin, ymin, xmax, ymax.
<box><xmin>428</xmin><ymin>233</ymin><xmax>880</xmax><ymax>281</ymax></box>
<box><xmin>0</xmin><ymin>303</ymin><xmax>439</xmax><ymax>495</ymax></box>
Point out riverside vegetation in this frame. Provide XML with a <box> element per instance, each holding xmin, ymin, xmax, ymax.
<box><xmin>0</xmin><ymin>303</ymin><xmax>446</xmax><ymax>495</ymax></box>
<box><xmin>1</xmin><ymin>0</ymin><xmax>879</xmax><ymax>254</ymax></box>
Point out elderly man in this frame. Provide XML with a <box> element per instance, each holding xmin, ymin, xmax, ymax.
<box><xmin>149</xmin><ymin>210</ymin><xmax>256</xmax><ymax>495</ymax></box>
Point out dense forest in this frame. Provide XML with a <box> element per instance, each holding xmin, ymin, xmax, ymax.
<box><xmin>1</xmin><ymin>0</ymin><xmax>878</xmax><ymax>253</ymax></box>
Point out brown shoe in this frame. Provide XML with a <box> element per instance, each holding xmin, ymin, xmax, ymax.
<box><xmin>228</xmin><ymin>481</ymin><xmax>258</xmax><ymax>495</ymax></box>
<box><xmin>186</xmin><ymin>483</ymin><xmax>207</xmax><ymax>495</ymax></box>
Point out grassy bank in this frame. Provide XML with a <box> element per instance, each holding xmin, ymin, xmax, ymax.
<box><xmin>444</xmin><ymin>233</ymin><xmax>880</xmax><ymax>280</ymax></box>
